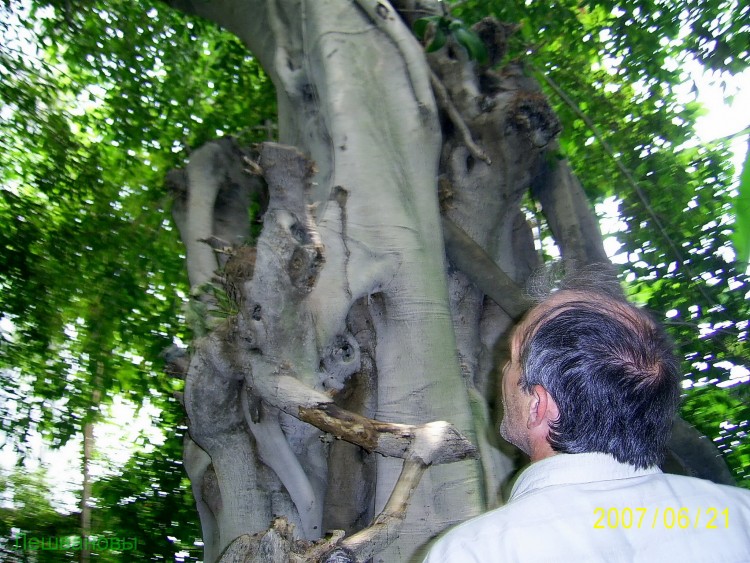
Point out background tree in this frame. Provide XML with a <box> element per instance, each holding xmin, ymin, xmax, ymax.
<box><xmin>0</xmin><ymin>466</ymin><xmax>79</xmax><ymax>562</ymax></box>
<box><xmin>0</xmin><ymin>0</ymin><xmax>747</xmax><ymax>561</ymax></box>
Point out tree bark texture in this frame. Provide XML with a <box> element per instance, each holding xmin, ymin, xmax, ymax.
<box><xmin>163</xmin><ymin>1</ymin><xmax>735</xmax><ymax>561</ymax></box>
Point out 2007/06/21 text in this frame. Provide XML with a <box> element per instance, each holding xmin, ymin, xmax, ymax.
<box><xmin>594</xmin><ymin>507</ymin><xmax>729</xmax><ymax>530</ymax></box>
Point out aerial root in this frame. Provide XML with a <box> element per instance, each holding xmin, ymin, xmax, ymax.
<box><xmin>430</xmin><ymin>70</ymin><xmax>491</xmax><ymax>164</ymax></box>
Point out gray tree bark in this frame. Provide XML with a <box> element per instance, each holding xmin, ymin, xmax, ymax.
<box><xmin>162</xmin><ymin>1</ymin><xmax>735</xmax><ymax>561</ymax></box>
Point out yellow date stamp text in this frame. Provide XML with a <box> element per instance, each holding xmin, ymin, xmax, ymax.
<box><xmin>594</xmin><ymin>507</ymin><xmax>729</xmax><ymax>530</ymax></box>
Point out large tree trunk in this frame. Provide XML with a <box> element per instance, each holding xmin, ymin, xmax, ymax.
<box><xmin>166</xmin><ymin>2</ymin><xmax>490</xmax><ymax>561</ymax></box>
<box><xmin>162</xmin><ymin>1</ymin><xmax>734</xmax><ymax>561</ymax></box>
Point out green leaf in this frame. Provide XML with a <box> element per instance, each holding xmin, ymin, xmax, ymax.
<box><xmin>426</xmin><ymin>26</ymin><xmax>447</xmax><ymax>52</ymax></box>
<box><xmin>413</xmin><ymin>16</ymin><xmax>439</xmax><ymax>40</ymax></box>
<box><xmin>732</xmin><ymin>138</ymin><xmax>750</xmax><ymax>265</ymax></box>
<box><xmin>454</xmin><ymin>27</ymin><xmax>489</xmax><ymax>65</ymax></box>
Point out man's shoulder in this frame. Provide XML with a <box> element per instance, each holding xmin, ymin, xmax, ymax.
<box><xmin>652</xmin><ymin>473</ymin><xmax>750</xmax><ymax>503</ymax></box>
<box><xmin>565</xmin><ymin>470</ymin><xmax>750</xmax><ymax>507</ymax></box>
<box><xmin>425</xmin><ymin>475</ymin><xmax>750</xmax><ymax>562</ymax></box>
<box><xmin>503</xmin><ymin>468</ymin><xmax>750</xmax><ymax>520</ymax></box>
<box><xmin>649</xmin><ymin>472</ymin><xmax>750</xmax><ymax>493</ymax></box>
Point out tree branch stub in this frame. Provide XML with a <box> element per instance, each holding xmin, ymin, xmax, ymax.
<box><xmin>298</xmin><ymin>403</ymin><xmax>478</xmax><ymax>465</ymax></box>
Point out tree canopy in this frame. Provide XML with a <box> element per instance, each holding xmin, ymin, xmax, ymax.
<box><xmin>0</xmin><ymin>0</ymin><xmax>748</xmax><ymax>560</ymax></box>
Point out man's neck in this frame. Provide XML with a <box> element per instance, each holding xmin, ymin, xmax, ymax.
<box><xmin>528</xmin><ymin>437</ymin><xmax>557</xmax><ymax>462</ymax></box>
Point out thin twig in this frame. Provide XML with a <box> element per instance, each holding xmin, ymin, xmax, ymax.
<box><xmin>430</xmin><ymin>70</ymin><xmax>492</xmax><ymax>164</ymax></box>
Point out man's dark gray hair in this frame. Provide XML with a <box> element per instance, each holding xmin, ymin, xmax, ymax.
<box><xmin>518</xmin><ymin>265</ymin><xmax>681</xmax><ymax>469</ymax></box>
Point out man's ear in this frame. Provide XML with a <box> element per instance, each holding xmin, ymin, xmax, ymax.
<box><xmin>527</xmin><ymin>385</ymin><xmax>559</xmax><ymax>428</ymax></box>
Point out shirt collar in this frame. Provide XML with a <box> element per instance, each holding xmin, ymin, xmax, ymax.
<box><xmin>509</xmin><ymin>452</ymin><xmax>662</xmax><ymax>501</ymax></box>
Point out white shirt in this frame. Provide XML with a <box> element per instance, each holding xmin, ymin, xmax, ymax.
<box><xmin>423</xmin><ymin>452</ymin><xmax>750</xmax><ymax>562</ymax></box>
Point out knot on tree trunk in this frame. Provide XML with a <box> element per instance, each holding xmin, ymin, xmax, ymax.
<box><xmin>506</xmin><ymin>91</ymin><xmax>562</xmax><ymax>148</ymax></box>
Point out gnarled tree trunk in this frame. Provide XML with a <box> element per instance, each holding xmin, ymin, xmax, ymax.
<box><xmin>162</xmin><ymin>1</ymin><xmax>734</xmax><ymax>561</ymax></box>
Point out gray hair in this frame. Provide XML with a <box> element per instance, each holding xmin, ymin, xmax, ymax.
<box><xmin>524</xmin><ymin>261</ymin><xmax>624</xmax><ymax>304</ymax></box>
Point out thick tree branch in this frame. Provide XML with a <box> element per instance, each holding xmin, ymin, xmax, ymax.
<box><xmin>353</xmin><ymin>0</ymin><xmax>435</xmax><ymax>115</ymax></box>
<box><xmin>333</xmin><ymin>460</ymin><xmax>427</xmax><ymax>562</ymax></box>
<box><xmin>298</xmin><ymin>403</ymin><xmax>478</xmax><ymax>464</ymax></box>
<box><xmin>442</xmin><ymin>217</ymin><xmax>530</xmax><ymax>320</ymax></box>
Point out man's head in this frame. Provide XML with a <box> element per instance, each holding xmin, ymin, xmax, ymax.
<box><xmin>500</xmin><ymin>288</ymin><xmax>681</xmax><ymax>469</ymax></box>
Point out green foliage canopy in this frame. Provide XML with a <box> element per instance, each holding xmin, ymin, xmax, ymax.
<box><xmin>0</xmin><ymin>0</ymin><xmax>748</xmax><ymax>558</ymax></box>
<box><xmin>0</xmin><ymin>0</ymin><xmax>274</xmax><ymax>558</ymax></box>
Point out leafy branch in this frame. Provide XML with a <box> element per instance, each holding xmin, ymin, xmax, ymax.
<box><xmin>413</xmin><ymin>15</ymin><xmax>488</xmax><ymax>64</ymax></box>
